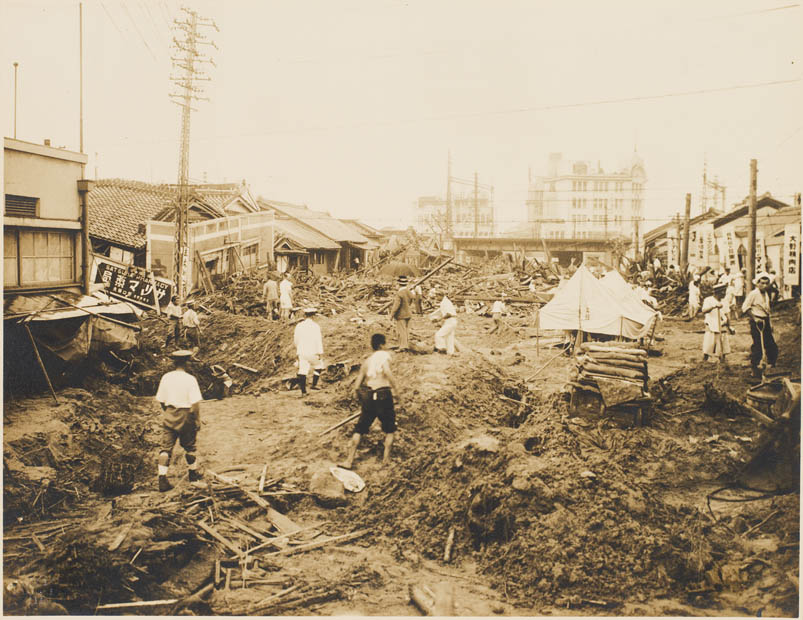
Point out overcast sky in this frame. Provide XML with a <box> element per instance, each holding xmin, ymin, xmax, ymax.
<box><xmin>2</xmin><ymin>0</ymin><xmax>801</xmax><ymax>231</ymax></box>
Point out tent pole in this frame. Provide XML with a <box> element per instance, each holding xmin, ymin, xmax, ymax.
<box><xmin>24</xmin><ymin>323</ymin><xmax>59</xmax><ymax>404</ymax></box>
<box><xmin>535</xmin><ymin>306</ymin><xmax>540</xmax><ymax>360</ymax></box>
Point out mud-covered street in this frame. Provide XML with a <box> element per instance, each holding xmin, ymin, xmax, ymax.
<box><xmin>3</xmin><ymin>291</ymin><xmax>799</xmax><ymax>616</ymax></box>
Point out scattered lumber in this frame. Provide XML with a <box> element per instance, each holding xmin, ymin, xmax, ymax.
<box><xmin>96</xmin><ymin>599</ymin><xmax>179</xmax><ymax>610</ymax></box>
<box><xmin>262</xmin><ymin>528</ymin><xmax>369</xmax><ymax>557</ymax></box>
<box><xmin>232</xmin><ymin>362</ymin><xmax>258</xmax><ymax>373</ymax></box>
<box><xmin>443</xmin><ymin>527</ymin><xmax>455</xmax><ymax>563</ymax></box>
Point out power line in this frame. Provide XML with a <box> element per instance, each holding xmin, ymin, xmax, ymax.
<box><xmin>99</xmin><ymin>1</ymin><xmax>124</xmax><ymax>36</ymax></box>
<box><xmin>121</xmin><ymin>2</ymin><xmax>157</xmax><ymax>60</ymax></box>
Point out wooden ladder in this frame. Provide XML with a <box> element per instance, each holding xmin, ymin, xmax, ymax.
<box><xmin>195</xmin><ymin>250</ymin><xmax>216</xmax><ymax>294</ymax></box>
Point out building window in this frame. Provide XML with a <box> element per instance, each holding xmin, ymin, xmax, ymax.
<box><xmin>4</xmin><ymin>228</ymin><xmax>76</xmax><ymax>288</ymax></box>
<box><xmin>4</xmin><ymin>194</ymin><xmax>39</xmax><ymax>218</ymax></box>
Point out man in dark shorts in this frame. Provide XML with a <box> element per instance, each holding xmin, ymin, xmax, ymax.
<box><xmin>339</xmin><ymin>333</ymin><xmax>400</xmax><ymax>469</ymax></box>
<box><xmin>154</xmin><ymin>350</ymin><xmax>204</xmax><ymax>491</ymax></box>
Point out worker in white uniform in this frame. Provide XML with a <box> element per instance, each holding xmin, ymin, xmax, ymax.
<box><xmin>432</xmin><ymin>289</ymin><xmax>458</xmax><ymax>355</ymax></box>
<box><xmin>293</xmin><ymin>307</ymin><xmax>325</xmax><ymax>397</ymax></box>
<box><xmin>279</xmin><ymin>273</ymin><xmax>293</xmax><ymax>322</ymax></box>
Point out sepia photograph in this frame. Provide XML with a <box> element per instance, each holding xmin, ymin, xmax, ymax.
<box><xmin>1</xmin><ymin>0</ymin><xmax>801</xmax><ymax>615</ymax></box>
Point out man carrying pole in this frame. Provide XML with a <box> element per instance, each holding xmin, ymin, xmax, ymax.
<box><xmin>389</xmin><ymin>275</ymin><xmax>413</xmax><ymax>351</ymax></box>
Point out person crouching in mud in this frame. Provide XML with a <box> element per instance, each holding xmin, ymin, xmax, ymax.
<box><xmin>340</xmin><ymin>333</ymin><xmax>400</xmax><ymax>469</ymax></box>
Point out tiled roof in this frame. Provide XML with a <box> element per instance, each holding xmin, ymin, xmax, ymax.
<box><xmin>713</xmin><ymin>195</ymin><xmax>788</xmax><ymax>229</ymax></box>
<box><xmin>273</xmin><ymin>218</ymin><xmax>341</xmax><ymax>250</ymax></box>
<box><xmin>195</xmin><ymin>184</ymin><xmax>259</xmax><ymax>213</ymax></box>
<box><xmin>341</xmin><ymin>219</ymin><xmax>384</xmax><ymax>239</ymax></box>
<box><xmin>259</xmin><ymin>199</ymin><xmax>370</xmax><ymax>244</ymax></box>
<box><xmin>88</xmin><ymin>180</ymin><xmax>228</xmax><ymax>250</ymax></box>
<box><xmin>88</xmin><ymin>179</ymin><xmax>175</xmax><ymax>250</ymax></box>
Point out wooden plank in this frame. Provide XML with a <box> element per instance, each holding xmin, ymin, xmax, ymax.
<box><xmin>197</xmin><ymin>520</ymin><xmax>243</xmax><ymax>558</ymax></box>
<box><xmin>23</xmin><ymin>323</ymin><xmax>58</xmax><ymax>404</ymax></box>
<box><xmin>209</xmin><ymin>470</ymin><xmax>301</xmax><ymax>534</ymax></box>
<box><xmin>318</xmin><ymin>412</ymin><xmax>360</xmax><ymax>437</ymax></box>
<box><xmin>262</xmin><ymin>528</ymin><xmax>369</xmax><ymax>557</ymax></box>
<box><xmin>96</xmin><ymin>599</ymin><xmax>179</xmax><ymax>610</ymax></box>
<box><xmin>232</xmin><ymin>362</ymin><xmax>258</xmax><ymax>373</ymax></box>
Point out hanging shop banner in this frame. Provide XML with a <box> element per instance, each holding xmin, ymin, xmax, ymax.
<box><xmin>784</xmin><ymin>223</ymin><xmax>800</xmax><ymax>282</ymax></box>
<box><xmin>756</xmin><ymin>237</ymin><xmax>765</xmax><ymax>273</ymax></box>
<box><xmin>667</xmin><ymin>235</ymin><xmax>679</xmax><ymax>266</ymax></box>
<box><xmin>726</xmin><ymin>232</ymin><xmax>736</xmax><ymax>267</ymax></box>
<box><xmin>93</xmin><ymin>256</ymin><xmax>173</xmax><ymax>311</ymax></box>
<box><xmin>689</xmin><ymin>231</ymin><xmax>697</xmax><ymax>259</ymax></box>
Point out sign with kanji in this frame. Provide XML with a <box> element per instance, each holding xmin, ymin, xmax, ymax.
<box><xmin>726</xmin><ymin>232</ymin><xmax>736</xmax><ymax>267</ymax></box>
<box><xmin>785</xmin><ymin>223</ymin><xmax>799</xmax><ymax>282</ymax></box>
<box><xmin>756</xmin><ymin>237</ymin><xmax>765</xmax><ymax>273</ymax></box>
<box><xmin>94</xmin><ymin>256</ymin><xmax>173</xmax><ymax>310</ymax></box>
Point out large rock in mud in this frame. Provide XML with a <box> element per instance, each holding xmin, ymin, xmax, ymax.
<box><xmin>308</xmin><ymin>462</ymin><xmax>347</xmax><ymax>507</ymax></box>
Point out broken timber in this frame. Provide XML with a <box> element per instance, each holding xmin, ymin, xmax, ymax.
<box><xmin>378</xmin><ymin>257</ymin><xmax>454</xmax><ymax>313</ymax></box>
<box><xmin>262</xmin><ymin>528</ymin><xmax>369</xmax><ymax>557</ymax></box>
<box><xmin>703</xmin><ymin>384</ymin><xmax>775</xmax><ymax>426</ymax></box>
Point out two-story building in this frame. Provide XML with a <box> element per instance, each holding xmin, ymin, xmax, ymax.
<box><xmin>4</xmin><ymin>137</ymin><xmax>89</xmax><ymax>295</ymax></box>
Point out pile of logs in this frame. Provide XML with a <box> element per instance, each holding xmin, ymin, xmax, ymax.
<box><xmin>576</xmin><ymin>342</ymin><xmax>648</xmax><ymax>386</ymax></box>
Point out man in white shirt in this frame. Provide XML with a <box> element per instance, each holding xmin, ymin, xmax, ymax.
<box><xmin>279</xmin><ymin>274</ymin><xmax>293</xmax><ymax>322</ymax></box>
<box><xmin>155</xmin><ymin>350</ymin><xmax>204</xmax><ymax>492</ymax></box>
<box><xmin>431</xmin><ymin>290</ymin><xmax>458</xmax><ymax>355</ymax></box>
<box><xmin>741</xmin><ymin>272</ymin><xmax>778</xmax><ymax>376</ymax></box>
<box><xmin>293</xmin><ymin>307</ymin><xmax>324</xmax><ymax>397</ymax></box>
<box><xmin>687</xmin><ymin>274</ymin><xmax>701</xmax><ymax>320</ymax></box>
<box><xmin>489</xmin><ymin>297</ymin><xmax>506</xmax><ymax>334</ymax></box>
<box><xmin>164</xmin><ymin>295</ymin><xmax>182</xmax><ymax>347</ymax></box>
<box><xmin>182</xmin><ymin>300</ymin><xmax>201</xmax><ymax>348</ymax></box>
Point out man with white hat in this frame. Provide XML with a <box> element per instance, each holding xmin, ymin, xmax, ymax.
<box><xmin>279</xmin><ymin>273</ymin><xmax>294</xmax><ymax>322</ymax></box>
<box><xmin>293</xmin><ymin>307</ymin><xmax>324</xmax><ymax>396</ymax></box>
<box><xmin>154</xmin><ymin>350</ymin><xmax>204</xmax><ymax>492</ymax></box>
<box><xmin>687</xmin><ymin>273</ymin><xmax>701</xmax><ymax>320</ymax></box>
<box><xmin>182</xmin><ymin>300</ymin><xmax>202</xmax><ymax>348</ymax></box>
<box><xmin>742</xmin><ymin>272</ymin><xmax>778</xmax><ymax>377</ymax></box>
<box><xmin>389</xmin><ymin>275</ymin><xmax>413</xmax><ymax>351</ymax></box>
<box><xmin>431</xmin><ymin>287</ymin><xmax>458</xmax><ymax>355</ymax></box>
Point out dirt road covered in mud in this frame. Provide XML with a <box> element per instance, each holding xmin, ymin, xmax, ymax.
<box><xmin>3</xmin><ymin>302</ymin><xmax>800</xmax><ymax>615</ymax></box>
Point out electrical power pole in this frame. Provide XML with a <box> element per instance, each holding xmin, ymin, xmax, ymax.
<box><xmin>681</xmin><ymin>193</ymin><xmax>691</xmax><ymax>273</ymax></box>
<box><xmin>170</xmin><ymin>7</ymin><xmax>218</xmax><ymax>301</ymax></box>
<box><xmin>79</xmin><ymin>2</ymin><xmax>84</xmax><ymax>159</ymax></box>
<box><xmin>747</xmin><ymin>159</ymin><xmax>758</xmax><ymax>294</ymax></box>
<box><xmin>701</xmin><ymin>157</ymin><xmax>707</xmax><ymax>215</ymax></box>
<box><xmin>13</xmin><ymin>61</ymin><xmax>18</xmax><ymax>139</ymax></box>
<box><xmin>473</xmin><ymin>171</ymin><xmax>478</xmax><ymax>238</ymax></box>
<box><xmin>445</xmin><ymin>150</ymin><xmax>452</xmax><ymax>244</ymax></box>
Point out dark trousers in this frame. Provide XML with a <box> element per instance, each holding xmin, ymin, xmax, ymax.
<box><xmin>166</xmin><ymin>318</ymin><xmax>181</xmax><ymax>346</ymax></box>
<box><xmin>749</xmin><ymin>317</ymin><xmax>778</xmax><ymax>368</ymax></box>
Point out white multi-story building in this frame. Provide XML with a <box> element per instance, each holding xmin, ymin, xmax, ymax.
<box><xmin>526</xmin><ymin>152</ymin><xmax>646</xmax><ymax>248</ymax></box>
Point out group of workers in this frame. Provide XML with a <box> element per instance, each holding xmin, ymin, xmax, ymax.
<box><xmin>263</xmin><ymin>273</ymin><xmax>294</xmax><ymax>321</ymax></box>
<box><xmin>164</xmin><ymin>296</ymin><xmax>202</xmax><ymax>349</ymax></box>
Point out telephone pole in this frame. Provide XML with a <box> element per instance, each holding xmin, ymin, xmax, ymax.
<box><xmin>445</xmin><ymin>150</ymin><xmax>452</xmax><ymax>244</ymax></box>
<box><xmin>170</xmin><ymin>7</ymin><xmax>218</xmax><ymax>300</ymax></box>
<box><xmin>13</xmin><ymin>62</ymin><xmax>18</xmax><ymax>139</ymax></box>
<box><xmin>681</xmin><ymin>193</ymin><xmax>691</xmax><ymax>273</ymax></box>
<box><xmin>473</xmin><ymin>171</ymin><xmax>478</xmax><ymax>238</ymax></box>
<box><xmin>747</xmin><ymin>159</ymin><xmax>758</xmax><ymax>293</ymax></box>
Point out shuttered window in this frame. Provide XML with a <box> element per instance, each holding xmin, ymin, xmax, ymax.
<box><xmin>4</xmin><ymin>228</ymin><xmax>76</xmax><ymax>288</ymax></box>
<box><xmin>4</xmin><ymin>194</ymin><xmax>39</xmax><ymax>217</ymax></box>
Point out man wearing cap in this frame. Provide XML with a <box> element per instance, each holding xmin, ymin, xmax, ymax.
<box><xmin>687</xmin><ymin>274</ymin><xmax>701</xmax><ymax>320</ymax></box>
<box><xmin>701</xmin><ymin>284</ymin><xmax>734</xmax><ymax>364</ymax></box>
<box><xmin>389</xmin><ymin>275</ymin><xmax>413</xmax><ymax>351</ymax></box>
<box><xmin>182</xmin><ymin>300</ymin><xmax>201</xmax><ymax>348</ymax></box>
<box><xmin>154</xmin><ymin>351</ymin><xmax>204</xmax><ymax>492</ymax></box>
<box><xmin>164</xmin><ymin>295</ymin><xmax>182</xmax><ymax>347</ymax></box>
<box><xmin>432</xmin><ymin>289</ymin><xmax>458</xmax><ymax>355</ymax></box>
<box><xmin>263</xmin><ymin>275</ymin><xmax>279</xmax><ymax>320</ymax></box>
<box><xmin>279</xmin><ymin>273</ymin><xmax>293</xmax><ymax>322</ymax></box>
<box><xmin>742</xmin><ymin>272</ymin><xmax>778</xmax><ymax>376</ymax></box>
<box><xmin>293</xmin><ymin>307</ymin><xmax>324</xmax><ymax>396</ymax></box>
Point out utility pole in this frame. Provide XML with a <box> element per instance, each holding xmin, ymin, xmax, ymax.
<box><xmin>747</xmin><ymin>159</ymin><xmax>758</xmax><ymax>293</ymax></box>
<box><xmin>169</xmin><ymin>7</ymin><xmax>218</xmax><ymax>300</ymax></box>
<box><xmin>701</xmin><ymin>158</ymin><xmax>707</xmax><ymax>215</ymax></box>
<box><xmin>445</xmin><ymin>150</ymin><xmax>452</xmax><ymax>244</ymax></box>
<box><xmin>13</xmin><ymin>61</ymin><xmax>18</xmax><ymax>139</ymax></box>
<box><xmin>473</xmin><ymin>171</ymin><xmax>478</xmax><ymax>238</ymax></box>
<box><xmin>681</xmin><ymin>193</ymin><xmax>691</xmax><ymax>273</ymax></box>
<box><xmin>79</xmin><ymin>2</ymin><xmax>84</xmax><ymax>159</ymax></box>
<box><xmin>673</xmin><ymin>213</ymin><xmax>682</xmax><ymax>267</ymax></box>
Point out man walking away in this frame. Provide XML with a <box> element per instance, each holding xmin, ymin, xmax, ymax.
<box><xmin>489</xmin><ymin>297</ymin><xmax>506</xmax><ymax>334</ymax></box>
<box><xmin>340</xmin><ymin>333</ymin><xmax>400</xmax><ymax>469</ymax></box>
<box><xmin>154</xmin><ymin>350</ymin><xmax>204</xmax><ymax>492</ymax></box>
<box><xmin>732</xmin><ymin>268</ymin><xmax>746</xmax><ymax>317</ymax></box>
<box><xmin>742</xmin><ymin>272</ymin><xmax>778</xmax><ymax>377</ymax></box>
<box><xmin>164</xmin><ymin>295</ymin><xmax>182</xmax><ymax>347</ymax></box>
<box><xmin>293</xmin><ymin>307</ymin><xmax>325</xmax><ymax>397</ymax></box>
<box><xmin>390</xmin><ymin>275</ymin><xmax>413</xmax><ymax>351</ymax></box>
<box><xmin>279</xmin><ymin>273</ymin><xmax>293</xmax><ymax>322</ymax></box>
<box><xmin>702</xmin><ymin>284</ymin><xmax>734</xmax><ymax>364</ymax></box>
<box><xmin>263</xmin><ymin>276</ymin><xmax>279</xmax><ymax>320</ymax></box>
<box><xmin>687</xmin><ymin>274</ymin><xmax>701</xmax><ymax>321</ymax></box>
<box><xmin>182</xmin><ymin>300</ymin><xmax>202</xmax><ymax>349</ymax></box>
<box><xmin>432</xmin><ymin>288</ymin><xmax>458</xmax><ymax>355</ymax></box>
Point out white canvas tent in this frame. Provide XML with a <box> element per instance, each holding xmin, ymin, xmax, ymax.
<box><xmin>538</xmin><ymin>265</ymin><xmax>652</xmax><ymax>339</ymax></box>
<box><xmin>599</xmin><ymin>269</ymin><xmax>659</xmax><ymax>333</ymax></box>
